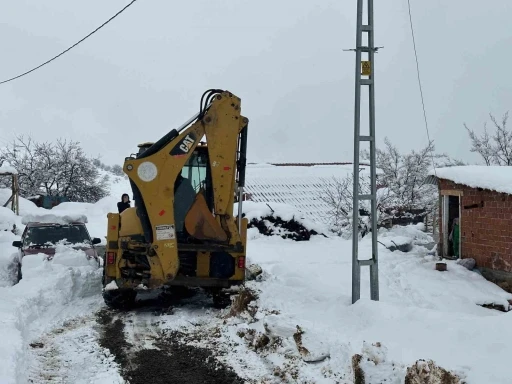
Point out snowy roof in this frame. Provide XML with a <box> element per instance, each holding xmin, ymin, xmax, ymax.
<box><xmin>427</xmin><ymin>166</ymin><xmax>512</xmax><ymax>195</ymax></box>
<box><xmin>244</xmin><ymin>163</ymin><xmax>369</xmax><ymax>224</ymax></box>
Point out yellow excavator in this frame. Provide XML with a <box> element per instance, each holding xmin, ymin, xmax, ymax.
<box><xmin>102</xmin><ymin>89</ymin><xmax>249</xmax><ymax>309</ymax></box>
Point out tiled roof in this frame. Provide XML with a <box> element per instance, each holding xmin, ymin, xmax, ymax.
<box><xmin>244</xmin><ymin>163</ymin><xmax>369</xmax><ymax>224</ymax></box>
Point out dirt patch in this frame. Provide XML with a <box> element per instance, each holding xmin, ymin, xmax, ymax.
<box><xmin>124</xmin><ymin>331</ymin><xmax>244</xmax><ymax>384</ymax></box>
<box><xmin>226</xmin><ymin>287</ymin><xmax>258</xmax><ymax>319</ymax></box>
<box><xmin>479</xmin><ymin>303</ymin><xmax>509</xmax><ymax>312</ymax></box>
<box><xmin>245</xmin><ymin>208</ymin><xmax>326</xmax><ymax>241</ymax></box>
<box><xmin>95</xmin><ymin>309</ymin><xmax>132</xmax><ymax>369</ymax></box>
<box><xmin>352</xmin><ymin>354</ymin><xmax>365</xmax><ymax>384</ymax></box>
<box><xmin>292</xmin><ymin>326</ymin><xmax>310</xmax><ymax>357</ymax></box>
<box><xmin>96</xmin><ymin>310</ymin><xmax>244</xmax><ymax>384</ymax></box>
<box><xmin>404</xmin><ymin>360</ymin><xmax>464</xmax><ymax>384</ymax></box>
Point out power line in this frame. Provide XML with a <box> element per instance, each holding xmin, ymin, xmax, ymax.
<box><xmin>406</xmin><ymin>0</ymin><xmax>437</xmax><ymax>177</ymax></box>
<box><xmin>0</xmin><ymin>0</ymin><xmax>139</xmax><ymax>85</ymax></box>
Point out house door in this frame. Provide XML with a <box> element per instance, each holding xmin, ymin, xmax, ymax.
<box><xmin>442</xmin><ymin>193</ymin><xmax>461</xmax><ymax>258</ymax></box>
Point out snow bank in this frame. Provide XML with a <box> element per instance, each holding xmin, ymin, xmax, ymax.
<box><xmin>0</xmin><ymin>162</ymin><xmax>18</xmax><ymax>175</ymax></box>
<box><xmin>0</xmin><ymin>207</ymin><xmax>16</xmax><ymax>232</ymax></box>
<box><xmin>377</xmin><ymin>222</ymin><xmax>434</xmax><ymax>249</ymax></box>
<box><xmin>0</xmin><ymin>245</ymin><xmax>102</xmax><ymax>384</ymax></box>
<box><xmin>0</xmin><ymin>188</ymin><xmax>40</xmax><ymax>216</ymax></box>
<box><xmin>430</xmin><ymin>165</ymin><xmax>512</xmax><ymax>195</ymax></box>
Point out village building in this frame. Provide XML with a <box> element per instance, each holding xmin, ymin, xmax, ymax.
<box><xmin>426</xmin><ymin>166</ymin><xmax>512</xmax><ymax>287</ymax></box>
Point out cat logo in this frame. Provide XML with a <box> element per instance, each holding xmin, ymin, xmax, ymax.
<box><xmin>170</xmin><ymin>132</ymin><xmax>197</xmax><ymax>157</ymax></box>
<box><xmin>179</xmin><ymin>134</ymin><xmax>195</xmax><ymax>153</ymax></box>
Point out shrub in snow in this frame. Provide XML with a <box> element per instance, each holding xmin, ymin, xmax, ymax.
<box><xmin>237</xmin><ymin>202</ymin><xmax>328</xmax><ymax>241</ymax></box>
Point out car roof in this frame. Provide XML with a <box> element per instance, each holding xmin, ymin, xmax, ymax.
<box><xmin>25</xmin><ymin>222</ymin><xmax>86</xmax><ymax>227</ymax></box>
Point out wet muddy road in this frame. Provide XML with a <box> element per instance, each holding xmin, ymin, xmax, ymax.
<box><xmin>96</xmin><ymin>300</ymin><xmax>245</xmax><ymax>384</ymax></box>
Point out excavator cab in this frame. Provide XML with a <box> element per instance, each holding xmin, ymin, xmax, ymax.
<box><xmin>102</xmin><ymin>90</ymin><xmax>249</xmax><ymax>309</ymax></box>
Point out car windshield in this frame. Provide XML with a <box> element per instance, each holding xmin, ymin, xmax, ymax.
<box><xmin>24</xmin><ymin>224</ymin><xmax>91</xmax><ymax>246</ymax></box>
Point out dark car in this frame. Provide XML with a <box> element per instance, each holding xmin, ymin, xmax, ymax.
<box><xmin>12</xmin><ymin>221</ymin><xmax>102</xmax><ymax>282</ymax></box>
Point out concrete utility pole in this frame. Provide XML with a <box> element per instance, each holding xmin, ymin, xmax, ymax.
<box><xmin>351</xmin><ymin>0</ymin><xmax>379</xmax><ymax>303</ymax></box>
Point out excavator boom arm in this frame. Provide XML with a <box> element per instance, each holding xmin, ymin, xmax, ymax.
<box><xmin>121</xmin><ymin>90</ymin><xmax>248</xmax><ymax>284</ymax></box>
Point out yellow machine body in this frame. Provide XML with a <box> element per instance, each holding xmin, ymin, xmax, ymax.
<box><xmin>102</xmin><ymin>90</ymin><xmax>249</xmax><ymax>299</ymax></box>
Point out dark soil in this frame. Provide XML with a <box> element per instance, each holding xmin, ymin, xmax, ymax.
<box><xmin>404</xmin><ymin>359</ymin><xmax>463</xmax><ymax>384</ymax></box>
<box><xmin>351</xmin><ymin>354</ymin><xmax>365</xmax><ymax>384</ymax></box>
<box><xmin>96</xmin><ymin>308</ymin><xmax>245</xmax><ymax>384</ymax></box>
<box><xmin>96</xmin><ymin>309</ymin><xmax>132</xmax><ymax>369</ymax></box>
<box><xmin>246</xmin><ymin>213</ymin><xmax>326</xmax><ymax>241</ymax></box>
<box><xmin>479</xmin><ymin>303</ymin><xmax>508</xmax><ymax>312</ymax></box>
<box><xmin>127</xmin><ymin>332</ymin><xmax>244</xmax><ymax>384</ymax></box>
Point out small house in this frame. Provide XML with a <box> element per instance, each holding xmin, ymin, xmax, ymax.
<box><xmin>426</xmin><ymin>166</ymin><xmax>512</xmax><ymax>287</ymax></box>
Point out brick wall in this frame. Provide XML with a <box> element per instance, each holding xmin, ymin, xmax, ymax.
<box><xmin>439</xmin><ymin>179</ymin><xmax>512</xmax><ymax>272</ymax></box>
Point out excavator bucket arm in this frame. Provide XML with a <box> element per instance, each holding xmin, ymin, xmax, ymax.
<box><xmin>116</xmin><ymin>90</ymin><xmax>248</xmax><ymax>288</ymax></box>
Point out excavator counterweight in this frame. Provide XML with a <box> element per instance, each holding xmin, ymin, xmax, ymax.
<box><xmin>102</xmin><ymin>90</ymin><xmax>249</xmax><ymax>309</ymax></box>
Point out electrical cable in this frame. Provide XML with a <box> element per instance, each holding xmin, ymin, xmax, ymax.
<box><xmin>199</xmin><ymin>89</ymin><xmax>223</xmax><ymax>118</ymax></box>
<box><xmin>406</xmin><ymin>0</ymin><xmax>437</xmax><ymax>177</ymax></box>
<box><xmin>0</xmin><ymin>0</ymin><xmax>139</xmax><ymax>85</ymax></box>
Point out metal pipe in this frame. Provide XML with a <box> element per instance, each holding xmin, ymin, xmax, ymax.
<box><xmin>367</xmin><ymin>0</ymin><xmax>379</xmax><ymax>301</ymax></box>
<box><xmin>237</xmin><ymin>123</ymin><xmax>249</xmax><ymax>233</ymax></box>
<box><xmin>351</xmin><ymin>0</ymin><xmax>364</xmax><ymax>304</ymax></box>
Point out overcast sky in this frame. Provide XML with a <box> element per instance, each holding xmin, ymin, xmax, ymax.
<box><xmin>1</xmin><ymin>0</ymin><xmax>510</xmax><ymax>166</ymax></box>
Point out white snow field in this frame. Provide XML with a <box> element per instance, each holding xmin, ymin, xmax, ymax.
<box><xmin>0</xmin><ymin>172</ymin><xmax>511</xmax><ymax>383</ymax></box>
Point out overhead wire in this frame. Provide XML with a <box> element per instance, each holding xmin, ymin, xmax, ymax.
<box><xmin>406</xmin><ymin>0</ymin><xmax>438</xmax><ymax>177</ymax></box>
<box><xmin>0</xmin><ymin>0</ymin><xmax>139</xmax><ymax>85</ymax></box>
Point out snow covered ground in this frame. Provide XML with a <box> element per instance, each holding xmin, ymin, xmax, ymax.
<box><xmin>0</xmin><ymin>176</ymin><xmax>511</xmax><ymax>383</ymax></box>
<box><xmin>157</xmin><ymin>211</ymin><xmax>512</xmax><ymax>383</ymax></box>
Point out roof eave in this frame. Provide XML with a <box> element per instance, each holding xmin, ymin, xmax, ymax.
<box><xmin>423</xmin><ymin>174</ymin><xmax>439</xmax><ymax>186</ymax></box>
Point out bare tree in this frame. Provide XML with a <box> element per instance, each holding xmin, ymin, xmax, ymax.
<box><xmin>464</xmin><ymin>111</ymin><xmax>512</xmax><ymax>165</ymax></box>
<box><xmin>320</xmin><ymin>173</ymin><xmax>392</xmax><ymax>236</ymax></box>
<box><xmin>320</xmin><ymin>137</ymin><xmax>464</xmax><ymax>236</ymax></box>
<box><xmin>0</xmin><ymin>135</ymin><xmax>109</xmax><ymax>202</ymax></box>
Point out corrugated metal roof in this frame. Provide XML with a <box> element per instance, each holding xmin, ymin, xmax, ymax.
<box><xmin>423</xmin><ymin>175</ymin><xmax>439</xmax><ymax>186</ymax></box>
<box><xmin>244</xmin><ymin>163</ymin><xmax>369</xmax><ymax>224</ymax></box>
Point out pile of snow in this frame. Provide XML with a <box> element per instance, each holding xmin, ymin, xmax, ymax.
<box><xmin>21</xmin><ymin>213</ymin><xmax>88</xmax><ymax>225</ymax></box>
<box><xmin>0</xmin><ymin>207</ymin><xmax>16</xmax><ymax>232</ymax></box>
<box><xmin>238</xmin><ymin>201</ymin><xmax>329</xmax><ymax>241</ymax></box>
<box><xmin>377</xmin><ymin>222</ymin><xmax>434</xmax><ymax>251</ymax></box>
<box><xmin>0</xmin><ymin>244</ymin><xmax>102</xmax><ymax>384</ymax></box>
<box><xmin>0</xmin><ymin>161</ymin><xmax>18</xmax><ymax>175</ymax></box>
<box><xmin>430</xmin><ymin>165</ymin><xmax>512</xmax><ymax>195</ymax></box>
<box><xmin>0</xmin><ymin>188</ymin><xmax>40</xmax><ymax>216</ymax></box>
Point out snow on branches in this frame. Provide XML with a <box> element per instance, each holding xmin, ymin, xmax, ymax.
<box><xmin>464</xmin><ymin>111</ymin><xmax>512</xmax><ymax>166</ymax></box>
<box><xmin>320</xmin><ymin>137</ymin><xmax>464</xmax><ymax>236</ymax></box>
<box><xmin>0</xmin><ymin>135</ymin><xmax>109</xmax><ymax>203</ymax></box>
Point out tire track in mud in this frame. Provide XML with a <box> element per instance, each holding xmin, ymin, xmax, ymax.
<box><xmin>96</xmin><ymin>307</ymin><xmax>244</xmax><ymax>384</ymax></box>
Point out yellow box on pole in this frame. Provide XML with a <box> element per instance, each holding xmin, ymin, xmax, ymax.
<box><xmin>361</xmin><ymin>61</ymin><xmax>371</xmax><ymax>76</ymax></box>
